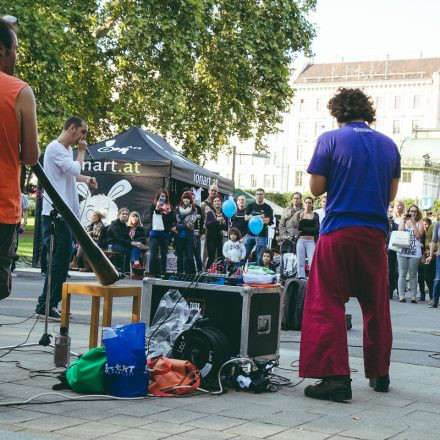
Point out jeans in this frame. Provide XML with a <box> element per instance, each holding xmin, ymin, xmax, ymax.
<box><xmin>176</xmin><ymin>238</ymin><xmax>196</xmax><ymax>274</ymax></box>
<box><xmin>296</xmin><ymin>237</ymin><xmax>316</xmax><ymax>278</ymax></box>
<box><xmin>110</xmin><ymin>243</ymin><xmax>130</xmax><ymax>271</ymax></box>
<box><xmin>397</xmin><ymin>255</ymin><xmax>421</xmax><ymax>300</ymax></box>
<box><xmin>149</xmin><ymin>235</ymin><xmax>168</xmax><ymax>275</ymax></box>
<box><xmin>36</xmin><ymin>216</ymin><xmax>72</xmax><ymax>311</ymax></box>
<box><xmin>0</xmin><ymin>223</ymin><xmax>17</xmax><ymax>300</ymax></box>
<box><xmin>424</xmin><ymin>256</ymin><xmax>436</xmax><ymax>300</ymax></box>
<box><xmin>432</xmin><ymin>254</ymin><xmax>440</xmax><ymax>303</ymax></box>
<box><xmin>387</xmin><ymin>249</ymin><xmax>398</xmax><ymax>298</ymax></box>
<box><xmin>194</xmin><ymin>235</ymin><xmax>203</xmax><ymax>272</ymax></box>
<box><xmin>206</xmin><ymin>236</ymin><xmax>223</xmax><ymax>270</ymax></box>
<box><xmin>244</xmin><ymin>235</ymin><xmax>268</xmax><ymax>263</ymax></box>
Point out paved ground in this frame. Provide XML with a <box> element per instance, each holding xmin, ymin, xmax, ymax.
<box><xmin>1</xmin><ymin>270</ymin><xmax>440</xmax><ymax>439</ymax></box>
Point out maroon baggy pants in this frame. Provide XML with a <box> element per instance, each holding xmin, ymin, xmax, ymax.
<box><xmin>299</xmin><ymin>226</ymin><xmax>392</xmax><ymax>379</ymax></box>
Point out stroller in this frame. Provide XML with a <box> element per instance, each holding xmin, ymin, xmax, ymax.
<box><xmin>279</xmin><ymin>239</ymin><xmax>297</xmax><ymax>282</ymax></box>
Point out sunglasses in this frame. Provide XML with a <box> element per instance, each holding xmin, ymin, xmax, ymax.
<box><xmin>2</xmin><ymin>15</ymin><xmax>19</xmax><ymax>25</ymax></box>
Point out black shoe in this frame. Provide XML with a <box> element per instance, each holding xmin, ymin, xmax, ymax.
<box><xmin>304</xmin><ymin>376</ymin><xmax>352</xmax><ymax>402</ymax></box>
<box><xmin>369</xmin><ymin>374</ymin><xmax>390</xmax><ymax>392</ymax></box>
<box><xmin>398</xmin><ymin>298</ymin><xmax>406</xmax><ymax>303</ymax></box>
<box><xmin>428</xmin><ymin>301</ymin><xmax>439</xmax><ymax>308</ymax></box>
<box><xmin>410</xmin><ymin>299</ymin><xmax>417</xmax><ymax>304</ymax></box>
<box><xmin>35</xmin><ymin>307</ymin><xmax>61</xmax><ymax>322</ymax></box>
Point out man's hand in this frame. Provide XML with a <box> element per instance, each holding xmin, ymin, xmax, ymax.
<box><xmin>78</xmin><ymin>139</ymin><xmax>87</xmax><ymax>151</ymax></box>
<box><xmin>88</xmin><ymin>177</ymin><xmax>98</xmax><ymax>189</ymax></box>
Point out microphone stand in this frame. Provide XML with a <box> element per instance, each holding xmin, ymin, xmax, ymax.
<box><xmin>0</xmin><ymin>206</ymin><xmax>78</xmax><ymax>358</ymax></box>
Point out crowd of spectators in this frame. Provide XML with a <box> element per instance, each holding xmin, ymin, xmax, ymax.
<box><xmin>60</xmin><ymin>185</ymin><xmax>326</xmax><ymax>278</ymax></box>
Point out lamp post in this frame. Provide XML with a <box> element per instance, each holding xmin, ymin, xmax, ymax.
<box><xmin>231</xmin><ymin>145</ymin><xmax>270</xmax><ymax>185</ymax></box>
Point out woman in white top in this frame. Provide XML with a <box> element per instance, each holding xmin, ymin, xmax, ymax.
<box><xmin>397</xmin><ymin>204</ymin><xmax>424</xmax><ymax>303</ymax></box>
<box><xmin>393</xmin><ymin>199</ymin><xmax>406</xmax><ymax>225</ymax></box>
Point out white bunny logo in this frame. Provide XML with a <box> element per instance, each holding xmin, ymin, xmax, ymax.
<box><xmin>77</xmin><ymin>180</ymin><xmax>133</xmax><ymax>226</ymax></box>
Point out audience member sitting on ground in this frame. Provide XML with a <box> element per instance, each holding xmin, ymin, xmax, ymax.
<box><xmin>106</xmin><ymin>207</ymin><xmax>135</xmax><ymax>270</ymax></box>
<box><xmin>70</xmin><ymin>210</ymin><xmax>105</xmax><ymax>271</ymax></box>
<box><xmin>127</xmin><ymin>211</ymin><xmax>147</xmax><ymax>268</ymax></box>
<box><xmin>149</xmin><ymin>189</ymin><xmax>174</xmax><ymax>276</ymax></box>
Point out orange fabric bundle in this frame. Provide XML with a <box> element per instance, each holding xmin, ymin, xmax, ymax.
<box><xmin>147</xmin><ymin>356</ymin><xmax>200</xmax><ymax>396</ymax></box>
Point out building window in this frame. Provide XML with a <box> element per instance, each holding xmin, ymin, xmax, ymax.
<box><xmin>295</xmin><ymin>170</ymin><xmax>302</xmax><ymax>187</ymax></box>
<box><xmin>315</xmin><ymin>98</ymin><xmax>322</xmax><ymax>111</ymax></box>
<box><xmin>238</xmin><ymin>175</ymin><xmax>244</xmax><ymax>187</ymax></box>
<box><xmin>394</xmin><ymin>96</ymin><xmax>401</xmax><ymax>109</ymax></box>
<box><xmin>272</xmin><ymin>175</ymin><xmax>277</xmax><ymax>189</ymax></box>
<box><xmin>272</xmin><ymin>152</ymin><xmax>277</xmax><ymax>165</ymax></box>
<box><xmin>250</xmin><ymin>175</ymin><xmax>257</xmax><ymax>187</ymax></box>
<box><xmin>239</xmin><ymin>154</ymin><xmax>245</xmax><ymax>165</ymax></box>
<box><xmin>296</xmin><ymin>145</ymin><xmax>303</xmax><ymax>160</ymax></box>
<box><xmin>413</xmin><ymin>95</ymin><xmax>421</xmax><ymax>109</ymax></box>
<box><xmin>375</xmin><ymin>96</ymin><xmax>382</xmax><ymax>109</ymax></box>
<box><xmin>314</xmin><ymin>121</ymin><xmax>325</xmax><ymax>136</ymax></box>
<box><xmin>265</xmin><ymin>155</ymin><xmax>271</xmax><ymax>165</ymax></box>
<box><xmin>297</xmin><ymin>121</ymin><xmax>305</xmax><ymax>137</ymax></box>
<box><xmin>402</xmin><ymin>172</ymin><xmax>412</xmax><ymax>183</ymax></box>
<box><xmin>264</xmin><ymin>175</ymin><xmax>271</xmax><ymax>188</ymax></box>
<box><xmin>392</xmin><ymin>120</ymin><xmax>400</xmax><ymax>135</ymax></box>
<box><xmin>412</xmin><ymin>120</ymin><xmax>420</xmax><ymax>131</ymax></box>
<box><xmin>299</xmin><ymin>98</ymin><xmax>305</xmax><ymax>112</ymax></box>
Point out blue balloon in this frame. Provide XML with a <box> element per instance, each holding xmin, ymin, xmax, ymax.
<box><xmin>222</xmin><ymin>199</ymin><xmax>237</xmax><ymax>218</ymax></box>
<box><xmin>249</xmin><ymin>216</ymin><xmax>264</xmax><ymax>235</ymax></box>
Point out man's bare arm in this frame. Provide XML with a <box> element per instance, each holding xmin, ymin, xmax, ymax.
<box><xmin>309</xmin><ymin>174</ymin><xmax>327</xmax><ymax>197</ymax></box>
<box><xmin>389</xmin><ymin>178</ymin><xmax>399</xmax><ymax>202</ymax></box>
<box><xmin>17</xmin><ymin>86</ymin><xmax>40</xmax><ymax>165</ymax></box>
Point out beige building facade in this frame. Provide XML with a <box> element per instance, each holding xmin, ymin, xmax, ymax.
<box><xmin>206</xmin><ymin>57</ymin><xmax>440</xmax><ymax>197</ymax></box>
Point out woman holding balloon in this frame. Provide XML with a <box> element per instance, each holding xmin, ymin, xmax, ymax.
<box><xmin>205</xmin><ymin>195</ymin><xmax>228</xmax><ymax>269</ymax></box>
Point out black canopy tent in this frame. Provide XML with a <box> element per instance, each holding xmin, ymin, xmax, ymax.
<box><xmin>78</xmin><ymin>126</ymin><xmax>234</xmax><ymax>226</ymax></box>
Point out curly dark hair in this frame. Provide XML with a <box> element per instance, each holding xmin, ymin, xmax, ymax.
<box><xmin>327</xmin><ymin>88</ymin><xmax>376</xmax><ymax>124</ymax></box>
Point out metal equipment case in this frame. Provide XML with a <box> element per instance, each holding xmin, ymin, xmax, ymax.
<box><xmin>141</xmin><ymin>278</ymin><xmax>281</xmax><ymax>360</ymax></box>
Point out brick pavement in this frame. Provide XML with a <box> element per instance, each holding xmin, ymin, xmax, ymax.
<box><xmin>1</xmin><ymin>315</ymin><xmax>440</xmax><ymax>439</ymax></box>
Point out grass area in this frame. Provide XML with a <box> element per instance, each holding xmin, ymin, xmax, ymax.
<box><xmin>17</xmin><ymin>217</ymin><xmax>35</xmax><ymax>260</ymax></box>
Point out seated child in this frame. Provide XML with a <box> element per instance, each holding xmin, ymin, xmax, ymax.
<box><xmin>258</xmin><ymin>249</ymin><xmax>276</xmax><ymax>272</ymax></box>
<box><xmin>222</xmin><ymin>228</ymin><xmax>246</xmax><ymax>273</ymax></box>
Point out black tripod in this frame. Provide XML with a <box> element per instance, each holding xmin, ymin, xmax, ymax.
<box><xmin>0</xmin><ymin>208</ymin><xmax>78</xmax><ymax>357</ymax></box>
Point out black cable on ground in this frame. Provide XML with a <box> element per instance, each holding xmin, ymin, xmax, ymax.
<box><xmin>0</xmin><ymin>317</ymin><xmax>39</xmax><ymax>359</ymax></box>
<box><xmin>0</xmin><ymin>312</ymin><xmax>37</xmax><ymax>327</ymax></box>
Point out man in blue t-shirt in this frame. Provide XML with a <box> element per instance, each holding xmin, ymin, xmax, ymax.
<box><xmin>299</xmin><ymin>88</ymin><xmax>400</xmax><ymax>402</ymax></box>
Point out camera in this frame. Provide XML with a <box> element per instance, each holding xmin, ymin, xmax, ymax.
<box><xmin>405</xmin><ymin>213</ymin><xmax>411</xmax><ymax>219</ymax></box>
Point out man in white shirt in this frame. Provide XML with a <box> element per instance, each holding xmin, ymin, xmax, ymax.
<box><xmin>35</xmin><ymin>116</ymin><xmax>97</xmax><ymax>320</ymax></box>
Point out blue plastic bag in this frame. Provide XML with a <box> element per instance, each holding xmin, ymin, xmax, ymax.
<box><xmin>102</xmin><ymin>322</ymin><xmax>148</xmax><ymax>397</ymax></box>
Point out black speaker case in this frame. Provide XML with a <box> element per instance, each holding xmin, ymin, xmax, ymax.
<box><xmin>141</xmin><ymin>278</ymin><xmax>281</xmax><ymax>361</ymax></box>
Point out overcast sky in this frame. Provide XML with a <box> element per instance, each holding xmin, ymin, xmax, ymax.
<box><xmin>304</xmin><ymin>0</ymin><xmax>440</xmax><ymax>62</ymax></box>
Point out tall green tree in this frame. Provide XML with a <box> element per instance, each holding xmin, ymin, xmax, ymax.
<box><xmin>2</xmin><ymin>1</ymin><xmax>316</xmax><ymax>162</ymax></box>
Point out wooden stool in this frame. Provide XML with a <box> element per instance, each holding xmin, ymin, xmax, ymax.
<box><xmin>61</xmin><ymin>282</ymin><xmax>142</xmax><ymax>349</ymax></box>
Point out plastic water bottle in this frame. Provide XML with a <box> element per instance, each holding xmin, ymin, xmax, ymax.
<box><xmin>108</xmin><ymin>244</ymin><xmax>113</xmax><ymax>252</ymax></box>
<box><xmin>54</xmin><ymin>326</ymin><xmax>71</xmax><ymax>367</ymax></box>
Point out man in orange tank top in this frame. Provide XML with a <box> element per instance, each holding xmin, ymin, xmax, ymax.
<box><xmin>0</xmin><ymin>18</ymin><xmax>40</xmax><ymax>300</ymax></box>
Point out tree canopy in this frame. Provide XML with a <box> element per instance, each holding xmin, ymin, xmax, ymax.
<box><xmin>2</xmin><ymin>1</ymin><xmax>316</xmax><ymax>162</ymax></box>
